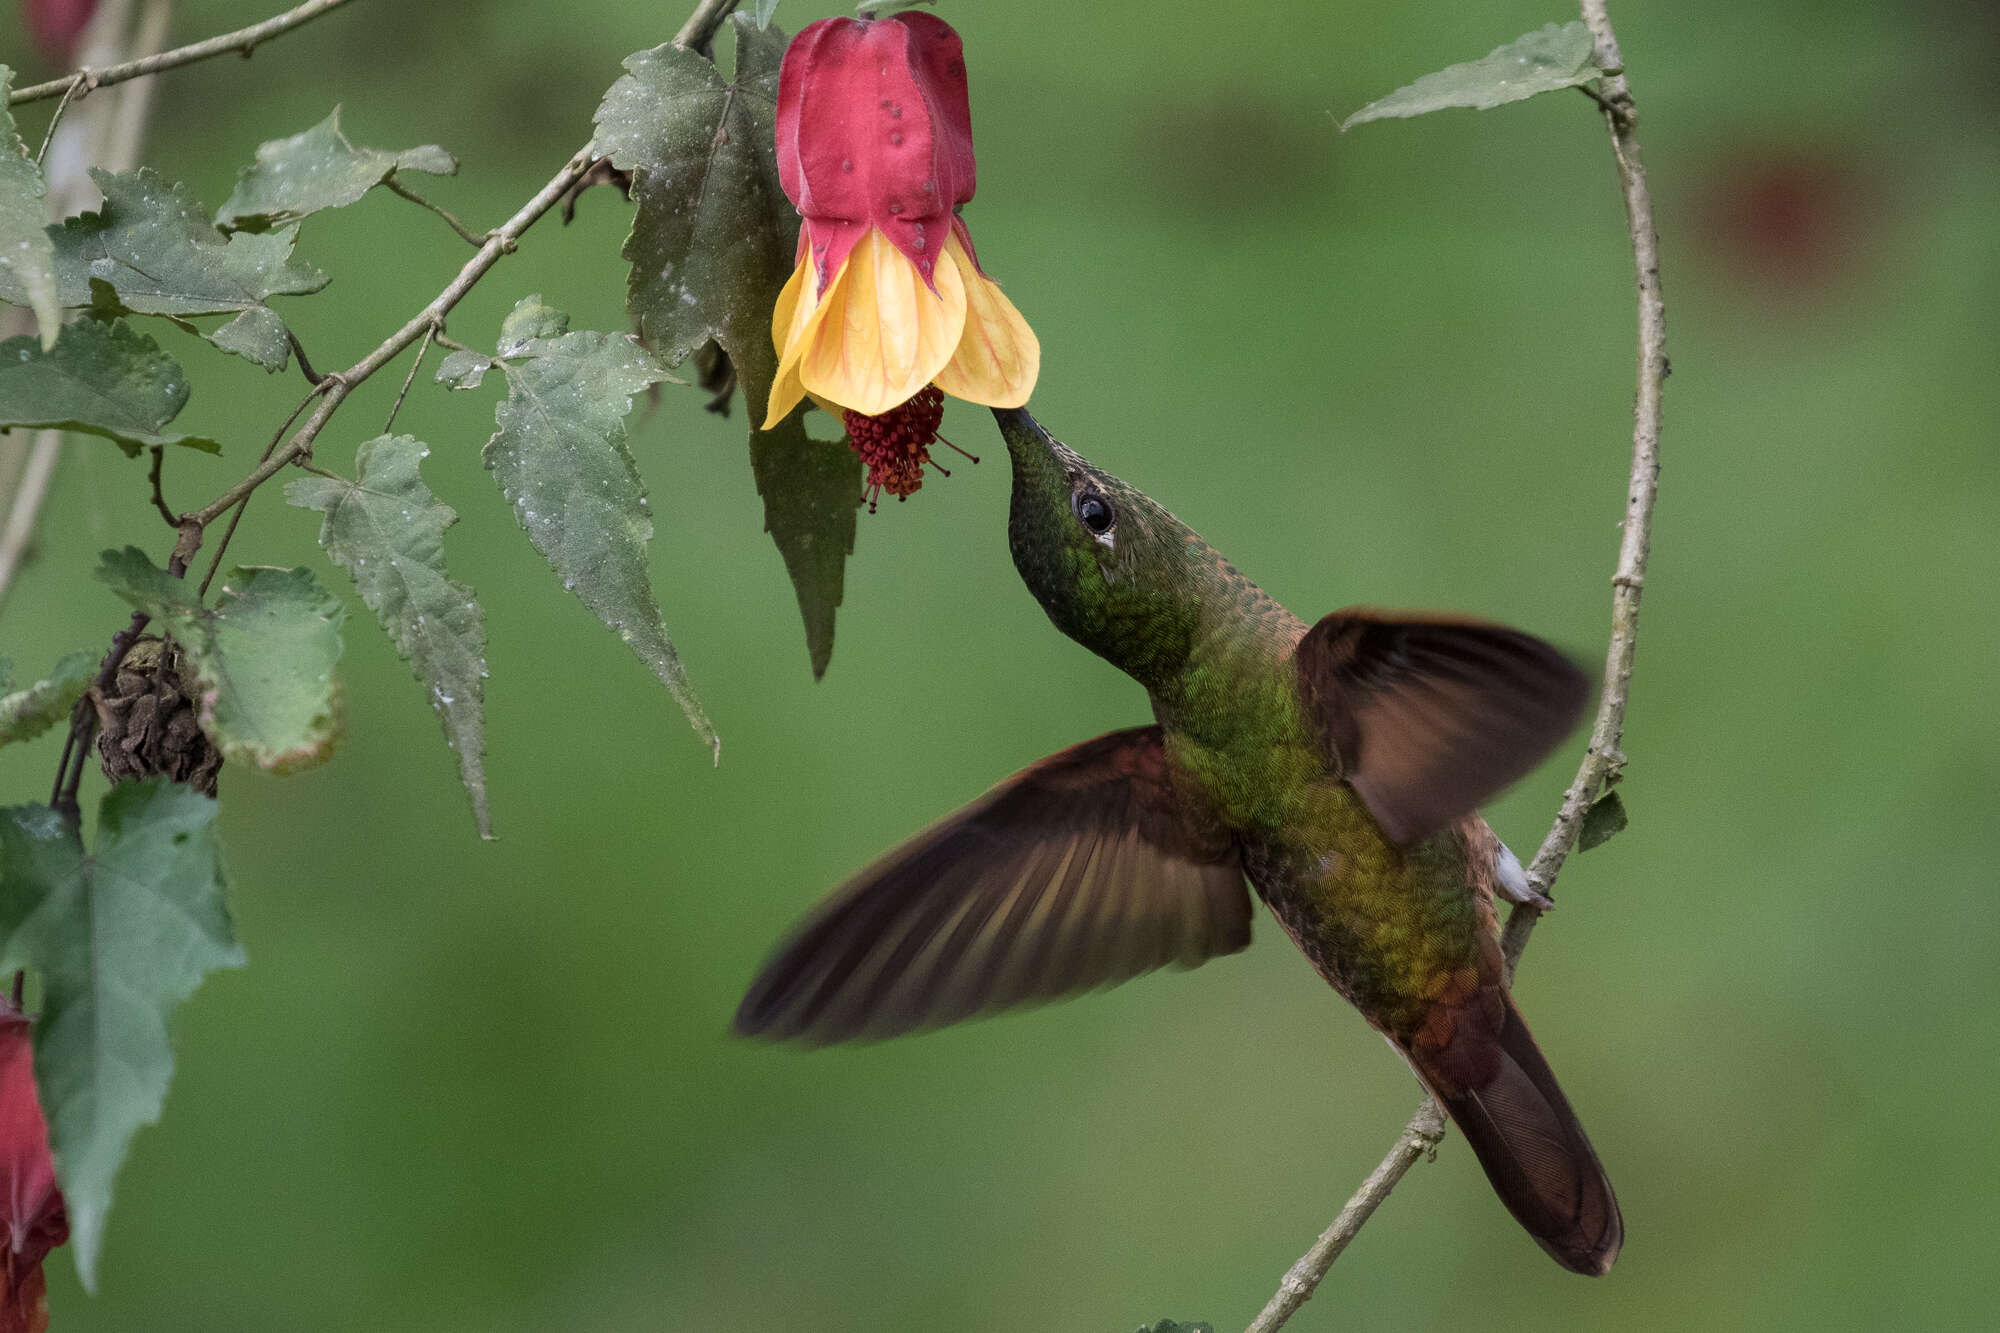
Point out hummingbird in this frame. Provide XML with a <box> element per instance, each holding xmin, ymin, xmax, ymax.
<box><xmin>736</xmin><ymin>408</ymin><xmax>1623</xmax><ymax>1275</ymax></box>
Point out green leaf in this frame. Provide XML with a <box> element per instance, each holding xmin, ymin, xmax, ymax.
<box><xmin>1132</xmin><ymin>1322</ymin><xmax>1215</xmax><ymax>1333</ymax></box>
<box><xmin>215</xmin><ymin>107</ymin><xmax>457</xmax><ymax>233</ymax></box>
<box><xmin>0</xmin><ymin>319</ymin><xmax>219</xmax><ymax>455</ymax></box>
<box><xmin>286</xmin><ymin>436</ymin><xmax>492</xmax><ymax>837</ymax></box>
<box><xmin>0</xmin><ymin>779</ymin><xmax>245</xmax><ymax>1289</ymax></box>
<box><xmin>0</xmin><ymin>66</ymin><xmax>62</xmax><ymax>351</ymax></box>
<box><xmin>751</xmin><ymin>0</ymin><xmax>781</xmax><ymax>27</ymax></box>
<box><xmin>18</xmin><ymin>168</ymin><xmax>330</xmax><ymax>371</ymax></box>
<box><xmin>456</xmin><ymin>296</ymin><xmax>716</xmax><ymax>756</ymax></box>
<box><xmin>433</xmin><ymin>347</ymin><xmax>493</xmax><ymax>390</ymax></box>
<box><xmin>204</xmin><ymin>305</ymin><xmax>292</xmax><ymax>371</ymax></box>
<box><xmin>496</xmin><ymin>294</ymin><xmax>570</xmax><ymax>349</ymax></box>
<box><xmin>96</xmin><ymin>547</ymin><xmax>346</xmax><ymax>774</ymax></box>
<box><xmin>0</xmin><ymin>651</ymin><xmax>94</xmax><ymax>746</ymax></box>
<box><xmin>198</xmin><ymin>567</ymin><xmax>346</xmax><ymax>772</ymax></box>
<box><xmin>1578</xmin><ymin>788</ymin><xmax>1628</xmax><ymax>852</ymax></box>
<box><xmin>595</xmin><ymin>13</ymin><xmax>793</xmax><ymax>370</ymax></box>
<box><xmin>1341</xmin><ymin>22</ymin><xmax>1606</xmax><ymax>130</ymax></box>
<box><xmin>750</xmin><ymin>424</ymin><xmax>860</xmax><ymax>680</ymax></box>
<box><xmin>598</xmin><ymin>18</ymin><xmax>864</xmax><ymax>678</ymax></box>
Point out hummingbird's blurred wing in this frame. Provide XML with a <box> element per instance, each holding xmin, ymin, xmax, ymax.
<box><xmin>734</xmin><ymin>726</ymin><xmax>1250</xmax><ymax>1045</ymax></box>
<box><xmin>1294</xmin><ymin>609</ymin><xmax>1590</xmax><ymax>846</ymax></box>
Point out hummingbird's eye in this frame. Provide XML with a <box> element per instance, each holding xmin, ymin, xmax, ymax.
<box><xmin>1073</xmin><ymin>489</ymin><xmax>1115</xmax><ymax>536</ymax></box>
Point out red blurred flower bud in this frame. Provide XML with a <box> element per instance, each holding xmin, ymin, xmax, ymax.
<box><xmin>765</xmin><ymin>11</ymin><xmax>1038</xmax><ymax>478</ymax></box>
<box><xmin>0</xmin><ymin>1007</ymin><xmax>64</xmax><ymax>1333</ymax></box>
<box><xmin>21</xmin><ymin>0</ymin><xmax>99</xmax><ymax>66</ymax></box>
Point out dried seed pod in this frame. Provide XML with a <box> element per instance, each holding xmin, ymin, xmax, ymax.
<box><xmin>93</xmin><ymin>636</ymin><xmax>222</xmax><ymax>796</ymax></box>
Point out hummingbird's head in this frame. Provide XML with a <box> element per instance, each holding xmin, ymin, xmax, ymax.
<box><xmin>992</xmin><ymin>408</ymin><xmax>1205</xmax><ymax>690</ymax></box>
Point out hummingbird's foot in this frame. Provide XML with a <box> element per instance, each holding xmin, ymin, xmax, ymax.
<box><xmin>1493</xmin><ymin>840</ymin><xmax>1554</xmax><ymax>910</ymax></box>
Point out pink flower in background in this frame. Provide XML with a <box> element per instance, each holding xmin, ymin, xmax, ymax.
<box><xmin>0</xmin><ymin>1007</ymin><xmax>64</xmax><ymax>1333</ymax></box>
<box><xmin>21</xmin><ymin>0</ymin><xmax>99</xmax><ymax>66</ymax></box>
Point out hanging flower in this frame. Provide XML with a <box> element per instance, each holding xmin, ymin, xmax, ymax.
<box><xmin>765</xmin><ymin>12</ymin><xmax>1039</xmax><ymax>507</ymax></box>
<box><xmin>0</xmin><ymin>1006</ymin><xmax>65</xmax><ymax>1333</ymax></box>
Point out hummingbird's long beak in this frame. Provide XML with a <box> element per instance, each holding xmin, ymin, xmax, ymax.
<box><xmin>991</xmin><ymin>406</ymin><xmax>1053</xmax><ymax>453</ymax></box>
<box><xmin>991</xmin><ymin>404</ymin><xmax>1084</xmax><ymax>509</ymax></box>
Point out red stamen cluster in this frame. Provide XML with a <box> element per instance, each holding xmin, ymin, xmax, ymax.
<box><xmin>845</xmin><ymin>386</ymin><xmax>946</xmax><ymax>511</ymax></box>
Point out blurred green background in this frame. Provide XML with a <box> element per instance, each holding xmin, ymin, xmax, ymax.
<box><xmin>3</xmin><ymin>0</ymin><xmax>1997</xmax><ymax>1328</ymax></box>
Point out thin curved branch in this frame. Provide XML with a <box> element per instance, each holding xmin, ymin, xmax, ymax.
<box><xmin>1502</xmin><ymin>0</ymin><xmax>1664</xmax><ymax>979</ymax></box>
<box><xmin>1245</xmin><ymin>1103</ymin><xmax>1447</xmax><ymax>1333</ymax></box>
<box><xmin>180</xmin><ymin>146</ymin><xmax>598</xmax><ymax>530</ymax></box>
<box><xmin>1246</xmin><ymin>2</ymin><xmax>1665</xmax><ymax>1326</ymax></box>
<box><xmin>9</xmin><ymin>0</ymin><xmax>361</xmax><ymax>106</ymax></box>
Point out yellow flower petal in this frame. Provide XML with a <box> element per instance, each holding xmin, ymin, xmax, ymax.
<box><xmin>764</xmin><ymin>254</ymin><xmax>826</xmax><ymax>429</ymax></box>
<box><xmin>771</xmin><ymin>250</ymin><xmax>812</xmax><ymax>350</ymax></box>
<box><xmin>799</xmin><ymin>228</ymin><xmax>967</xmax><ymax>419</ymax></box>
<box><xmin>932</xmin><ymin>231</ymin><xmax>1039</xmax><ymax>408</ymax></box>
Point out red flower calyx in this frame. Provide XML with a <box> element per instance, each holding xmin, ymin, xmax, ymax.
<box><xmin>777</xmin><ymin>12</ymin><xmax>975</xmax><ymax>291</ymax></box>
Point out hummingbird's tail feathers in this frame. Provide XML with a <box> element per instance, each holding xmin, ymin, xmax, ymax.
<box><xmin>734</xmin><ymin>727</ymin><xmax>1252</xmax><ymax>1045</ymax></box>
<box><xmin>1293</xmin><ymin>610</ymin><xmax>1590</xmax><ymax>845</ymax></box>
<box><xmin>1416</xmin><ymin>993</ymin><xmax>1623</xmax><ymax>1276</ymax></box>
